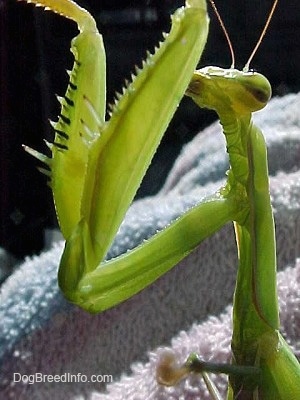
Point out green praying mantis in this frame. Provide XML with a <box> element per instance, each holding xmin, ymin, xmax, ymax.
<box><xmin>19</xmin><ymin>0</ymin><xmax>300</xmax><ymax>398</ymax></box>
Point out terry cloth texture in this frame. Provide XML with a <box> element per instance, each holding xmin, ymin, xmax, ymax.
<box><xmin>0</xmin><ymin>93</ymin><xmax>300</xmax><ymax>399</ymax></box>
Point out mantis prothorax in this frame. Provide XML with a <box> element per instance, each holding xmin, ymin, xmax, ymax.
<box><xmin>19</xmin><ymin>0</ymin><xmax>300</xmax><ymax>398</ymax></box>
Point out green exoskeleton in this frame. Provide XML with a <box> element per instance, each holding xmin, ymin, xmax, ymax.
<box><xmin>19</xmin><ymin>0</ymin><xmax>300</xmax><ymax>398</ymax></box>
<box><xmin>158</xmin><ymin>66</ymin><xmax>300</xmax><ymax>399</ymax></box>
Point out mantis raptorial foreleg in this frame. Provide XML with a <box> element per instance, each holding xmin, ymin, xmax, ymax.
<box><xmin>22</xmin><ymin>0</ymin><xmax>107</xmax><ymax>239</ymax></box>
<box><xmin>21</xmin><ymin>0</ymin><xmax>219</xmax><ymax>312</ymax></box>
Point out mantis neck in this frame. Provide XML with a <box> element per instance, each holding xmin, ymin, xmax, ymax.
<box><xmin>220</xmin><ymin>113</ymin><xmax>251</xmax><ymax>188</ymax></box>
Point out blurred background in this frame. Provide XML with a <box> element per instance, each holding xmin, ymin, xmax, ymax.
<box><xmin>1</xmin><ymin>0</ymin><xmax>300</xmax><ymax>260</ymax></box>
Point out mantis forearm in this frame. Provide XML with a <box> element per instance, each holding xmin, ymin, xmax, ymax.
<box><xmin>59</xmin><ymin>193</ymin><xmax>240</xmax><ymax>313</ymax></box>
<box><xmin>22</xmin><ymin>0</ymin><xmax>212</xmax><ymax>309</ymax></box>
<box><xmin>78</xmin><ymin>1</ymin><xmax>209</xmax><ymax>264</ymax></box>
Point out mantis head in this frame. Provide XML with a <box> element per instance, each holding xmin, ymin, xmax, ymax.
<box><xmin>186</xmin><ymin>67</ymin><xmax>272</xmax><ymax>115</ymax></box>
<box><xmin>186</xmin><ymin>0</ymin><xmax>277</xmax><ymax>116</ymax></box>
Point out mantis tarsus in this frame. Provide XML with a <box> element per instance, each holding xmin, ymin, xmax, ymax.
<box><xmin>19</xmin><ymin>0</ymin><xmax>300</xmax><ymax>398</ymax></box>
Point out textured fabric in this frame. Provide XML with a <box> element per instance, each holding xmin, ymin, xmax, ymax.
<box><xmin>96</xmin><ymin>262</ymin><xmax>300</xmax><ymax>400</ymax></box>
<box><xmin>0</xmin><ymin>93</ymin><xmax>300</xmax><ymax>399</ymax></box>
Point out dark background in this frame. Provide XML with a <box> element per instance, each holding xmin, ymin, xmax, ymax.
<box><xmin>1</xmin><ymin>0</ymin><xmax>300</xmax><ymax>258</ymax></box>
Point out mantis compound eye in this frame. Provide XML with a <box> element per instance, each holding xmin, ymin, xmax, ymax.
<box><xmin>236</xmin><ymin>71</ymin><xmax>272</xmax><ymax>109</ymax></box>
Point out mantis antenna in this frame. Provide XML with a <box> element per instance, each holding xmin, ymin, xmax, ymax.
<box><xmin>244</xmin><ymin>0</ymin><xmax>278</xmax><ymax>71</ymax></box>
<box><xmin>209</xmin><ymin>0</ymin><xmax>279</xmax><ymax>71</ymax></box>
<box><xmin>208</xmin><ymin>0</ymin><xmax>235</xmax><ymax>68</ymax></box>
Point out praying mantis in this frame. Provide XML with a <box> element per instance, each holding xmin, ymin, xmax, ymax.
<box><xmin>19</xmin><ymin>0</ymin><xmax>300</xmax><ymax>398</ymax></box>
